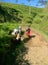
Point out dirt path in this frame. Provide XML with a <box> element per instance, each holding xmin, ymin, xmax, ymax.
<box><xmin>22</xmin><ymin>28</ymin><xmax>48</xmax><ymax>65</ymax></box>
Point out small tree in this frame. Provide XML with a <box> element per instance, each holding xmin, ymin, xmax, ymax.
<box><xmin>38</xmin><ymin>0</ymin><xmax>48</xmax><ymax>7</ymax></box>
<box><xmin>27</xmin><ymin>0</ymin><xmax>32</xmax><ymax>15</ymax></box>
<box><xmin>16</xmin><ymin>0</ymin><xmax>18</xmax><ymax>4</ymax></box>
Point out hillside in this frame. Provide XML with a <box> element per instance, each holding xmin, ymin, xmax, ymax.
<box><xmin>0</xmin><ymin>2</ymin><xmax>48</xmax><ymax>39</ymax></box>
<box><xmin>0</xmin><ymin>2</ymin><xmax>48</xmax><ymax>65</ymax></box>
<box><xmin>0</xmin><ymin>2</ymin><xmax>43</xmax><ymax>23</ymax></box>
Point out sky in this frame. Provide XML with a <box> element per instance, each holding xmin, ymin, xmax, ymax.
<box><xmin>0</xmin><ymin>0</ymin><xmax>44</xmax><ymax>8</ymax></box>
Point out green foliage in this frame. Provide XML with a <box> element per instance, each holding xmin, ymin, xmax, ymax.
<box><xmin>33</xmin><ymin>16</ymin><xmax>42</xmax><ymax>24</ymax></box>
<box><xmin>0</xmin><ymin>2</ymin><xmax>48</xmax><ymax>65</ymax></box>
<box><xmin>0</xmin><ymin>23</ymin><xmax>29</xmax><ymax>65</ymax></box>
<box><xmin>0</xmin><ymin>2</ymin><xmax>43</xmax><ymax>23</ymax></box>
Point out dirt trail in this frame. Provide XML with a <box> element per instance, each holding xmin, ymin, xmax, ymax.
<box><xmin>22</xmin><ymin>27</ymin><xmax>48</xmax><ymax>65</ymax></box>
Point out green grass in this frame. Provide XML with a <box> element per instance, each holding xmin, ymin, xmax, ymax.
<box><xmin>0</xmin><ymin>22</ymin><xmax>30</xmax><ymax>65</ymax></box>
<box><xmin>0</xmin><ymin>2</ymin><xmax>48</xmax><ymax>65</ymax></box>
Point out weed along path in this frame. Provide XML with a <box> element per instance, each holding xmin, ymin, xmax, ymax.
<box><xmin>22</xmin><ymin>27</ymin><xmax>48</xmax><ymax>65</ymax></box>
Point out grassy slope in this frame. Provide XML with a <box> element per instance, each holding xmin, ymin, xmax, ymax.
<box><xmin>0</xmin><ymin>2</ymin><xmax>42</xmax><ymax>22</ymax></box>
<box><xmin>0</xmin><ymin>2</ymin><xmax>48</xmax><ymax>65</ymax></box>
<box><xmin>0</xmin><ymin>2</ymin><xmax>48</xmax><ymax>38</ymax></box>
<box><xmin>0</xmin><ymin>2</ymin><xmax>48</xmax><ymax>40</ymax></box>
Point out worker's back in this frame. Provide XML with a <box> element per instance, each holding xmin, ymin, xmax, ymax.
<box><xmin>26</xmin><ymin>27</ymin><xmax>32</xmax><ymax>38</ymax></box>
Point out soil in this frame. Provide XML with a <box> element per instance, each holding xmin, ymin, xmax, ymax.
<box><xmin>22</xmin><ymin>27</ymin><xmax>48</xmax><ymax>65</ymax></box>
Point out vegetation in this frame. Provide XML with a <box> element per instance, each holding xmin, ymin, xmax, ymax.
<box><xmin>0</xmin><ymin>2</ymin><xmax>48</xmax><ymax>65</ymax></box>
